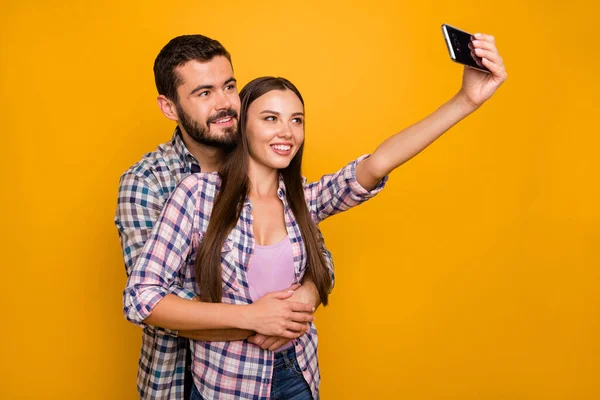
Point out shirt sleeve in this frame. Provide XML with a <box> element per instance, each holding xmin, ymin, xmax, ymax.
<box><xmin>304</xmin><ymin>154</ymin><xmax>388</xmax><ymax>224</ymax></box>
<box><xmin>118</xmin><ymin>173</ymin><xmax>198</xmax><ymax>329</ymax></box>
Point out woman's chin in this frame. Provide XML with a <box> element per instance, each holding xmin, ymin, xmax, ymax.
<box><xmin>264</xmin><ymin>156</ymin><xmax>293</xmax><ymax>170</ymax></box>
<box><xmin>274</xmin><ymin>161</ymin><xmax>292</xmax><ymax>170</ymax></box>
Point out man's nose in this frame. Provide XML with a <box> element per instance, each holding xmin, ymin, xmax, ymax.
<box><xmin>214</xmin><ymin>90</ymin><xmax>232</xmax><ymax>110</ymax></box>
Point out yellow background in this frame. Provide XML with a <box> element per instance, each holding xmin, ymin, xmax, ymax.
<box><xmin>1</xmin><ymin>0</ymin><xmax>599</xmax><ymax>399</ymax></box>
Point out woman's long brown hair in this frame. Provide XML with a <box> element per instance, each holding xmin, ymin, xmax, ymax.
<box><xmin>195</xmin><ymin>77</ymin><xmax>332</xmax><ymax>305</ymax></box>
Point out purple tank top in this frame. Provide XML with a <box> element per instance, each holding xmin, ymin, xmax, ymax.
<box><xmin>247</xmin><ymin>235</ymin><xmax>296</xmax><ymax>352</ymax></box>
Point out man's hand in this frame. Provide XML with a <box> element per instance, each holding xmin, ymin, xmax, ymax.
<box><xmin>247</xmin><ymin>333</ymin><xmax>290</xmax><ymax>351</ymax></box>
<box><xmin>287</xmin><ymin>279</ymin><xmax>320</xmax><ymax>310</ymax></box>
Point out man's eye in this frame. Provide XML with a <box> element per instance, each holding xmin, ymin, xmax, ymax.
<box><xmin>199</xmin><ymin>91</ymin><xmax>209</xmax><ymax>97</ymax></box>
<box><xmin>225</xmin><ymin>84</ymin><xmax>236</xmax><ymax>91</ymax></box>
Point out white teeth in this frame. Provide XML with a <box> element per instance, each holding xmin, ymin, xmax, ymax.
<box><xmin>271</xmin><ymin>145</ymin><xmax>291</xmax><ymax>151</ymax></box>
<box><xmin>215</xmin><ymin>117</ymin><xmax>231</xmax><ymax>123</ymax></box>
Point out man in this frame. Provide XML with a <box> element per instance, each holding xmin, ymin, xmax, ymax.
<box><xmin>115</xmin><ymin>35</ymin><xmax>332</xmax><ymax>399</ymax></box>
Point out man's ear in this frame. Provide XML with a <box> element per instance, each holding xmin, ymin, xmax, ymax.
<box><xmin>157</xmin><ymin>95</ymin><xmax>179</xmax><ymax>121</ymax></box>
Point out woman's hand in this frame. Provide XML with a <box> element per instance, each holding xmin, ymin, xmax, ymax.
<box><xmin>242</xmin><ymin>289</ymin><xmax>315</xmax><ymax>338</ymax></box>
<box><xmin>460</xmin><ymin>33</ymin><xmax>508</xmax><ymax>109</ymax></box>
<box><xmin>247</xmin><ymin>282</ymin><xmax>318</xmax><ymax>350</ymax></box>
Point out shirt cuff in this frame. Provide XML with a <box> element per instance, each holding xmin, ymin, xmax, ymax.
<box><xmin>345</xmin><ymin>154</ymin><xmax>388</xmax><ymax>198</ymax></box>
<box><xmin>124</xmin><ymin>286</ymin><xmax>168</xmax><ymax>327</ymax></box>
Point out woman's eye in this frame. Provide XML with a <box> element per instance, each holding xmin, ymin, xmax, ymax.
<box><xmin>265</xmin><ymin>116</ymin><xmax>276</xmax><ymax>121</ymax></box>
<box><xmin>292</xmin><ymin>118</ymin><xmax>303</xmax><ymax>124</ymax></box>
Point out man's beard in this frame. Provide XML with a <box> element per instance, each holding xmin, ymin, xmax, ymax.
<box><xmin>177</xmin><ymin>103</ymin><xmax>239</xmax><ymax>151</ymax></box>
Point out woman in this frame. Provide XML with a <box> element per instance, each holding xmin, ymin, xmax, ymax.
<box><xmin>124</xmin><ymin>33</ymin><xmax>506</xmax><ymax>399</ymax></box>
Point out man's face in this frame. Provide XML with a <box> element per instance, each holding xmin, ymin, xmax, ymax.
<box><xmin>173</xmin><ymin>56</ymin><xmax>241</xmax><ymax>149</ymax></box>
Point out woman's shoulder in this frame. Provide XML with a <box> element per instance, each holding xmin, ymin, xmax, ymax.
<box><xmin>179</xmin><ymin>171</ymin><xmax>220</xmax><ymax>187</ymax></box>
<box><xmin>174</xmin><ymin>172</ymin><xmax>221</xmax><ymax>200</ymax></box>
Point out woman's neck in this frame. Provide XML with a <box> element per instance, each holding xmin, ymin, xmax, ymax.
<box><xmin>247</xmin><ymin>158</ymin><xmax>279</xmax><ymax>198</ymax></box>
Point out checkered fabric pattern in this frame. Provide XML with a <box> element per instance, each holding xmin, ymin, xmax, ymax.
<box><xmin>123</xmin><ymin>155</ymin><xmax>386</xmax><ymax>399</ymax></box>
<box><xmin>115</xmin><ymin>129</ymin><xmax>337</xmax><ymax>399</ymax></box>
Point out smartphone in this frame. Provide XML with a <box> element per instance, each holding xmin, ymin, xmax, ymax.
<box><xmin>441</xmin><ymin>24</ymin><xmax>490</xmax><ymax>73</ymax></box>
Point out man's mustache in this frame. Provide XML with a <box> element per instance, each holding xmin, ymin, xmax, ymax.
<box><xmin>207</xmin><ymin>109</ymin><xmax>238</xmax><ymax>125</ymax></box>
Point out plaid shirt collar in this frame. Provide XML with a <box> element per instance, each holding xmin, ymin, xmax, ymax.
<box><xmin>171</xmin><ymin>127</ymin><xmax>200</xmax><ymax>173</ymax></box>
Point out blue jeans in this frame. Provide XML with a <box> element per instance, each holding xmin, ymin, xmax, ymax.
<box><xmin>190</xmin><ymin>347</ymin><xmax>312</xmax><ymax>400</ymax></box>
<box><xmin>271</xmin><ymin>347</ymin><xmax>313</xmax><ymax>399</ymax></box>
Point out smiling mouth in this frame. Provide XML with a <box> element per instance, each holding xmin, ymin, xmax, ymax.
<box><xmin>211</xmin><ymin>117</ymin><xmax>234</xmax><ymax>125</ymax></box>
<box><xmin>270</xmin><ymin>144</ymin><xmax>292</xmax><ymax>155</ymax></box>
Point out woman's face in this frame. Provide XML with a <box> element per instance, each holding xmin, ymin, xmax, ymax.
<box><xmin>245</xmin><ymin>89</ymin><xmax>305</xmax><ymax>170</ymax></box>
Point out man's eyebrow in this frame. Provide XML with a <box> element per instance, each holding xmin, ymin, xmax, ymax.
<box><xmin>189</xmin><ymin>77</ymin><xmax>236</xmax><ymax>96</ymax></box>
<box><xmin>190</xmin><ymin>84</ymin><xmax>213</xmax><ymax>96</ymax></box>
